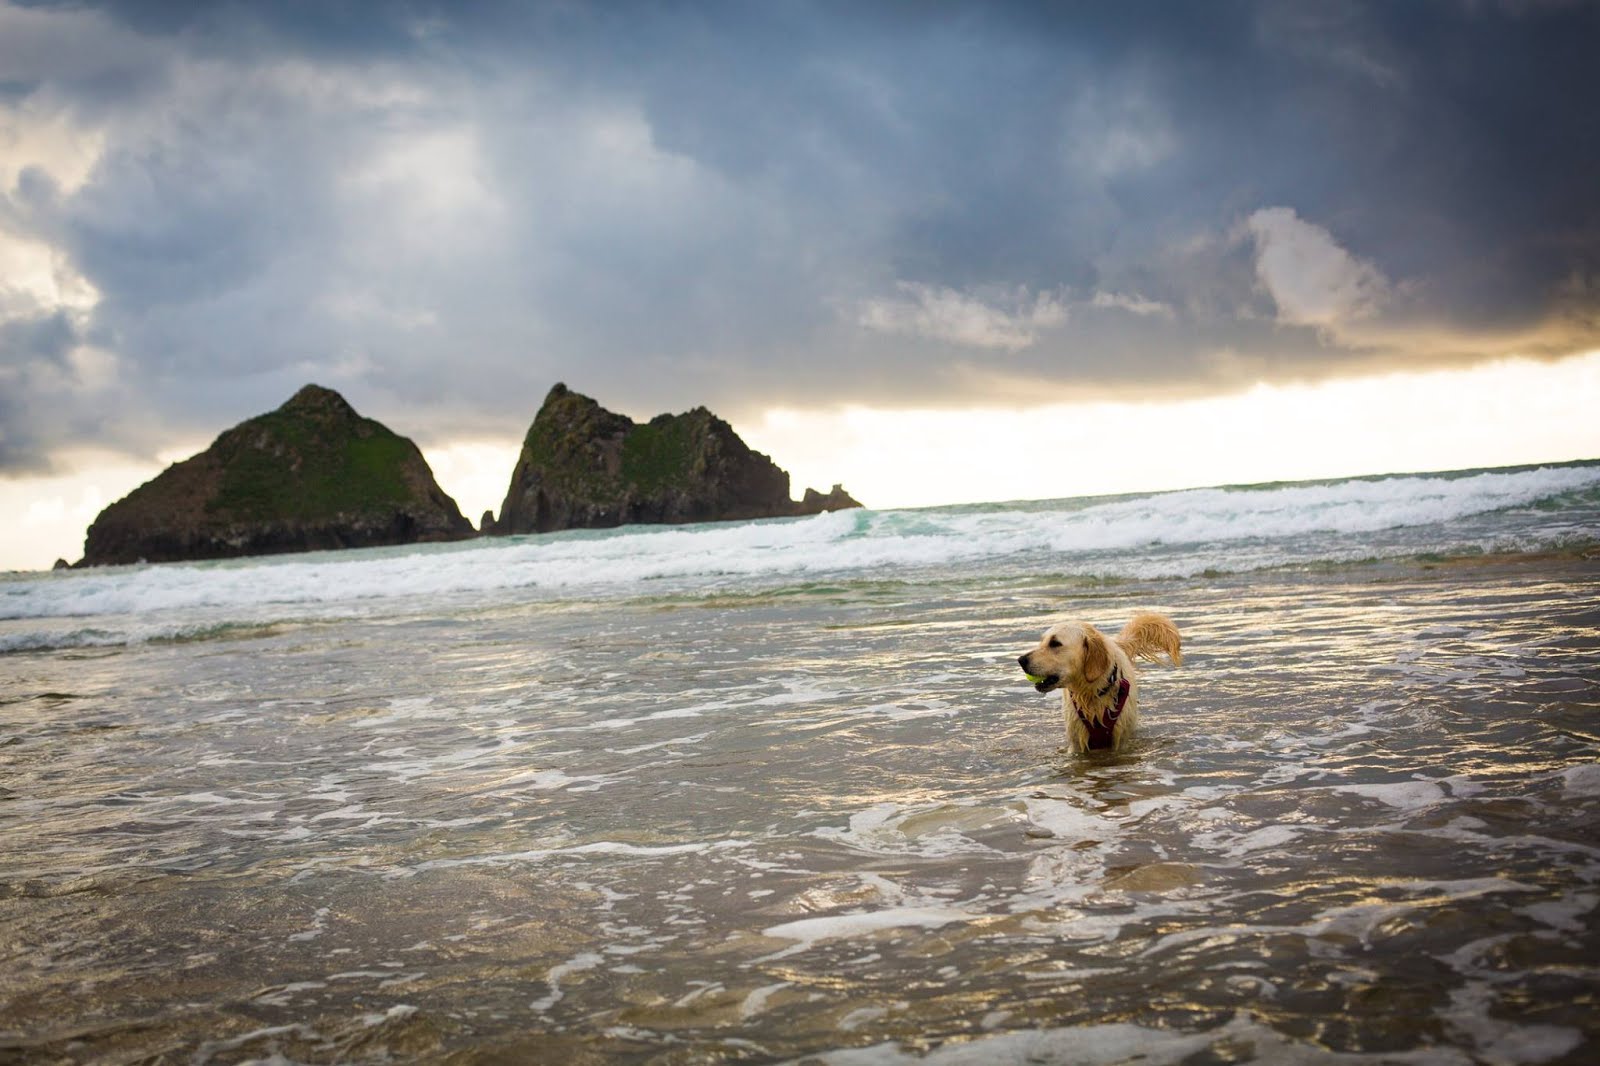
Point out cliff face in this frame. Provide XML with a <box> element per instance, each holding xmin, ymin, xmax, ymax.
<box><xmin>81</xmin><ymin>385</ymin><xmax>474</xmax><ymax>565</ymax></box>
<box><xmin>493</xmin><ymin>384</ymin><xmax>861</xmax><ymax>534</ymax></box>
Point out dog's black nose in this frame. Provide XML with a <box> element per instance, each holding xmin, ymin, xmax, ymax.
<box><xmin>1017</xmin><ymin>654</ymin><xmax>1030</xmax><ymax>670</ymax></box>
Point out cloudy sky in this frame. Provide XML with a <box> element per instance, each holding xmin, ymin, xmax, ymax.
<box><xmin>3</xmin><ymin>0</ymin><xmax>1599</xmax><ymax>569</ymax></box>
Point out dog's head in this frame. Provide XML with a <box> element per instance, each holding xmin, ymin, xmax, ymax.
<box><xmin>1017</xmin><ymin>622</ymin><xmax>1112</xmax><ymax>694</ymax></box>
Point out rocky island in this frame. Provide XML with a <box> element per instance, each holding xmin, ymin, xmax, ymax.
<box><xmin>78</xmin><ymin>385</ymin><xmax>474</xmax><ymax>566</ymax></box>
<box><xmin>490</xmin><ymin>384</ymin><xmax>860</xmax><ymax>534</ymax></box>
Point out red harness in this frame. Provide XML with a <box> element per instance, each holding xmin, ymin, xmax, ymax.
<box><xmin>1073</xmin><ymin>666</ymin><xmax>1131</xmax><ymax>750</ymax></box>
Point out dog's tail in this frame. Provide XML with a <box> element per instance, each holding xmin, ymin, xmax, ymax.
<box><xmin>1116</xmin><ymin>613</ymin><xmax>1182</xmax><ymax>667</ymax></box>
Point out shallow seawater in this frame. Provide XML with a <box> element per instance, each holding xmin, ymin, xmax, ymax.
<box><xmin>3</xmin><ymin>555</ymin><xmax>1599</xmax><ymax>1064</ymax></box>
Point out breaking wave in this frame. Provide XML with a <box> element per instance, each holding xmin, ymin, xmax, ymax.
<box><xmin>4</xmin><ymin>462</ymin><xmax>1597</xmax><ymax>651</ymax></box>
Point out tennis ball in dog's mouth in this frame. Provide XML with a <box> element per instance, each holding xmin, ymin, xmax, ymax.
<box><xmin>1024</xmin><ymin>673</ymin><xmax>1047</xmax><ymax>685</ymax></box>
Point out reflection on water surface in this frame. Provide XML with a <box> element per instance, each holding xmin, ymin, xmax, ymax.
<box><xmin>2</xmin><ymin>557</ymin><xmax>1598</xmax><ymax>1063</ymax></box>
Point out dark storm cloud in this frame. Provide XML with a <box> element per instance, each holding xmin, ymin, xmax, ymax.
<box><xmin>2</xmin><ymin>0</ymin><xmax>1597</xmax><ymax>472</ymax></box>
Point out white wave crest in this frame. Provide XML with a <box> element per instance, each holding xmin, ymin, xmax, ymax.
<box><xmin>3</xmin><ymin>464</ymin><xmax>1596</xmax><ymax>647</ymax></box>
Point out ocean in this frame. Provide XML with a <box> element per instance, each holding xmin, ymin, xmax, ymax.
<box><xmin>2</xmin><ymin>462</ymin><xmax>1599</xmax><ymax>1064</ymax></box>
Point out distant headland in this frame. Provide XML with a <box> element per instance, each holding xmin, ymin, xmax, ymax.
<box><xmin>489</xmin><ymin>383</ymin><xmax>859</xmax><ymax>536</ymax></box>
<box><xmin>70</xmin><ymin>383</ymin><xmax>861</xmax><ymax>567</ymax></box>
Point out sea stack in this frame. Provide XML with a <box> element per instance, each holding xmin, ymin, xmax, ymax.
<box><xmin>79</xmin><ymin>384</ymin><xmax>474</xmax><ymax>565</ymax></box>
<box><xmin>492</xmin><ymin>383</ymin><xmax>861</xmax><ymax>534</ymax></box>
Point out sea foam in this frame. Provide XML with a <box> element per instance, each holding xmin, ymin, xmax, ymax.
<box><xmin>4</xmin><ymin>463</ymin><xmax>1596</xmax><ymax>650</ymax></box>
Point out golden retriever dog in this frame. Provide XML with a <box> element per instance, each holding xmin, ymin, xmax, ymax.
<box><xmin>1017</xmin><ymin>613</ymin><xmax>1182</xmax><ymax>753</ymax></box>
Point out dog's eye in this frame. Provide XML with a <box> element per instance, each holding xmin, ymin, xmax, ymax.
<box><xmin>1047</xmin><ymin>637</ymin><xmax>1062</xmax><ymax>649</ymax></box>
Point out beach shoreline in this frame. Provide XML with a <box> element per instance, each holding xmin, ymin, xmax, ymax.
<box><xmin>3</xmin><ymin>474</ymin><xmax>1598</xmax><ymax>1063</ymax></box>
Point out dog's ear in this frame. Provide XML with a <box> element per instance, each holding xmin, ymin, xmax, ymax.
<box><xmin>1082</xmin><ymin>630</ymin><xmax>1111</xmax><ymax>680</ymax></box>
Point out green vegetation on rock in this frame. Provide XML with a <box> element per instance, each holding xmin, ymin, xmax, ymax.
<box><xmin>621</xmin><ymin>414</ymin><xmax>703</xmax><ymax>494</ymax></box>
<box><xmin>493</xmin><ymin>384</ymin><xmax>860</xmax><ymax>535</ymax></box>
<box><xmin>79</xmin><ymin>384</ymin><xmax>473</xmax><ymax>566</ymax></box>
<box><xmin>208</xmin><ymin>407</ymin><xmax>416</xmax><ymax>521</ymax></box>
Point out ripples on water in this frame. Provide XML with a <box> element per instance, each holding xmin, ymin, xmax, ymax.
<box><xmin>2</xmin><ymin>557</ymin><xmax>1598</xmax><ymax>1063</ymax></box>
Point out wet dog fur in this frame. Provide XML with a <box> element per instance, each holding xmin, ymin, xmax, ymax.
<box><xmin>1017</xmin><ymin>613</ymin><xmax>1182</xmax><ymax>753</ymax></box>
